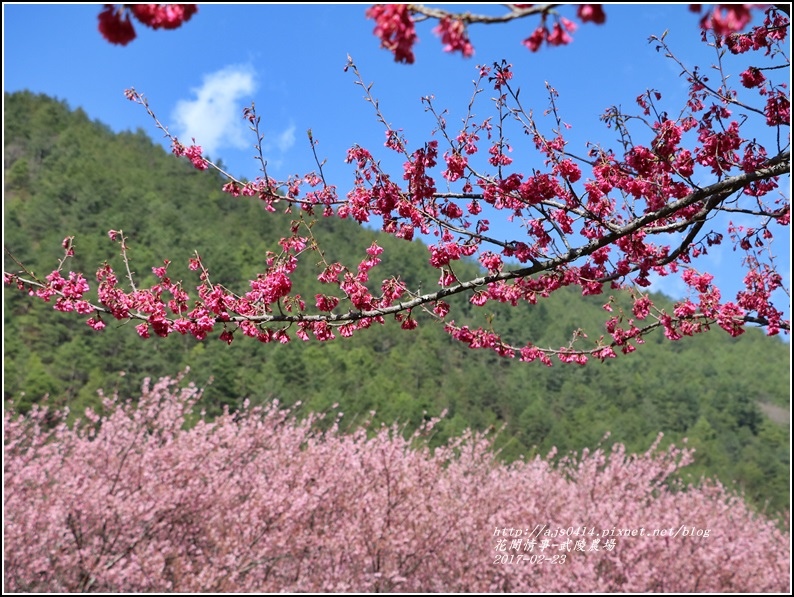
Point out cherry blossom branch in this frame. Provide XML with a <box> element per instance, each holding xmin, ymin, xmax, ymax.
<box><xmin>366</xmin><ymin>4</ymin><xmax>608</xmax><ymax>62</ymax></box>
<box><xmin>650</xmin><ymin>34</ymin><xmax>769</xmax><ymax>120</ymax></box>
<box><xmin>243</xmin><ymin>102</ymin><xmax>270</xmax><ymax>181</ymax></box>
<box><xmin>10</xmin><ymin>154</ymin><xmax>783</xmax><ymax>322</ymax></box>
<box><xmin>407</xmin><ymin>4</ymin><xmax>557</xmax><ymax>25</ymax></box>
<box><xmin>116</xmin><ymin>231</ymin><xmax>138</xmax><ymax>294</ymax></box>
<box><xmin>6</xmin><ymin>5</ymin><xmax>789</xmax><ymax>361</ymax></box>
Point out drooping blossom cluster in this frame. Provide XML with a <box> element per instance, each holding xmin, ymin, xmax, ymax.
<box><xmin>365</xmin><ymin>4</ymin><xmax>418</xmax><ymax>63</ymax></box>
<box><xmin>4</xmin><ymin>374</ymin><xmax>789</xmax><ymax>592</ymax></box>
<box><xmin>97</xmin><ymin>5</ymin><xmax>136</xmax><ymax>45</ymax></box>
<box><xmin>98</xmin><ymin>4</ymin><xmax>197</xmax><ymax>45</ymax></box>
<box><xmin>366</xmin><ymin>4</ymin><xmax>773</xmax><ymax>61</ymax></box>
<box><xmin>5</xmin><ymin>5</ymin><xmax>789</xmax><ymax>364</ymax></box>
<box><xmin>523</xmin><ymin>15</ymin><xmax>578</xmax><ymax>52</ymax></box>
<box><xmin>171</xmin><ymin>139</ymin><xmax>208</xmax><ymax>170</ymax></box>
<box><xmin>128</xmin><ymin>3</ymin><xmax>197</xmax><ymax>30</ymax></box>
<box><xmin>366</xmin><ymin>4</ymin><xmax>610</xmax><ymax>60</ymax></box>
<box><xmin>433</xmin><ymin>16</ymin><xmax>474</xmax><ymax>58</ymax></box>
<box><xmin>690</xmin><ymin>3</ymin><xmax>753</xmax><ymax>37</ymax></box>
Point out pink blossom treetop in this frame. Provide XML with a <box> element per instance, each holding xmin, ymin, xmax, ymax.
<box><xmin>4</xmin><ymin>373</ymin><xmax>790</xmax><ymax>592</ymax></box>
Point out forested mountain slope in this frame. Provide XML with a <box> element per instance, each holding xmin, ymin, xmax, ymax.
<box><xmin>3</xmin><ymin>91</ymin><xmax>790</xmax><ymax>516</ymax></box>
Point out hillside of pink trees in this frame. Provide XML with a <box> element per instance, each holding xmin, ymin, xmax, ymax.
<box><xmin>4</xmin><ymin>373</ymin><xmax>789</xmax><ymax>592</ymax></box>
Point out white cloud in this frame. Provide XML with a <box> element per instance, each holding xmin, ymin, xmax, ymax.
<box><xmin>172</xmin><ymin>65</ymin><xmax>257</xmax><ymax>156</ymax></box>
<box><xmin>273</xmin><ymin>125</ymin><xmax>296</xmax><ymax>153</ymax></box>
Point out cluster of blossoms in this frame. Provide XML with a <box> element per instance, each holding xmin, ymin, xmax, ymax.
<box><xmin>521</xmin><ymin>4</ymin><xmax>608</xmax><ymax>52</ymax></box>
<box><xmin>171</xmin><ymin>139</ymin><xmax>208</xmax><ymax>170</ymax></box>
<box><xmin>690</xmin><ymin>3</ymin><xmax>753</xmax><ymax>36</ymax></box>
<box><xmin>5</xmin><ymin>4</ymin><xmax>789</xmax><ymax>364</ymax></box>
<box><xmin>433</xmin><ymin>16</ymin><xmax>474</xmax><ymax>58</ymax></box>
<box><xmin>98</xmin><ymin>4</ymin><xmax>197</xmax><ymax>45</ymax></box>
<box><xmin>367</xmin><ymin>4</ymin><xmax>607</xmax><ymax>61</ymax></box>
<box><xmin>365</xmin><ymin>4</ymin><xmax>418</xmax><ymax>63</ymax></box>
<box><xmin>701</xmin><ymin>6</ymin><xmax>791</xmax><ymax>128</ymax></box>
<box><xmin>4</xmin><ymin>374</ymin><xmax>790</xmax><ymax>592</ymax></box>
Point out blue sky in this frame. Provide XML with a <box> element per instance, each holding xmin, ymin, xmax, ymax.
<box><xmin>3</xmin><ymin>4</ymin><xmax>790</xmax><ymax>328</ymax></box>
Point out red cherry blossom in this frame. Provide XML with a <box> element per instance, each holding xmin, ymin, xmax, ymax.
<box><xmin>366</xmin><ymin>4</ymin><xmax>418</xmax><ymax>64</ymax></box>
<box><xmin>97</xmin><ymin>5</ymin><xmax>136</xmax><ymax>45</ymax></box>
<box><xmin>130</xmin><ymin>4</ymin><xmax>197</xmax><ymax>30</ymax></box>
<box><xmin>577</xmin><ymin>4</ymin><xmax>606</xmax><ymax>25</ymax></box>
<box><xmin>740</xmin><ymin>66</ymin><xmax>766</xmax><ymax>88</ymax></box>
<box><xmin>98</xmin><ymin>4</ymin><xmax>197</xmax><ymax>45</ymax></box>
<box><xmin>433</xmin><ymin>17</ymin><xmax>474</xmax><ymax>57</ymax></box>
<box><xmin>700</xmin><ymin>4</ymin><xmax>753</xmax><ymax>36</ymax></box>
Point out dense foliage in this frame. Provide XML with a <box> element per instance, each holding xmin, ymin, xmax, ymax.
<box><xmin>3</xmin><ymin>90</ymin><xmax>790</xmax><ymax>518</ymax></box>
<box><xmin>4</xmin><ymin>374</ymin><xmax>790</xmax><ymax>592</ymax></box>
